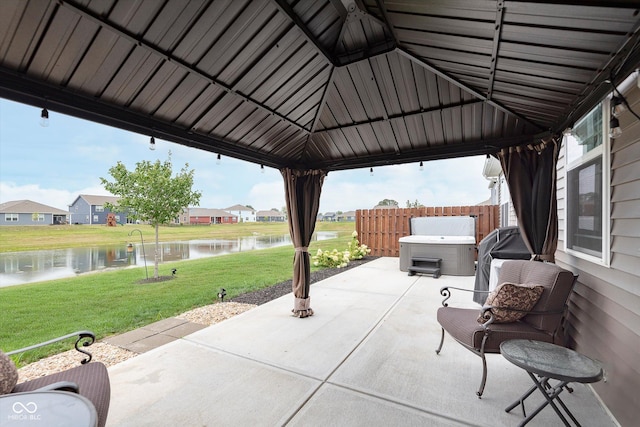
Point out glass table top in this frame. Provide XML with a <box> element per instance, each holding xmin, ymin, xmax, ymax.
<box><xmin>500</xmin><ymin>339</ymin><xmax>603</xmax><ymax>384</ymax></box>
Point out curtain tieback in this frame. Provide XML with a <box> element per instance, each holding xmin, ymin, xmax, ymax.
<box><xmin>295</xmin><ymin>247</ymin><xmax>309</xmax><ymax>253</ymax></box>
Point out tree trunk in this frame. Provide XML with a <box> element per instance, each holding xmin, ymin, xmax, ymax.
<box><xmin>154</xmin><ymin>223</ymin><xmax>160</xmax><ymax>278</ymax></box>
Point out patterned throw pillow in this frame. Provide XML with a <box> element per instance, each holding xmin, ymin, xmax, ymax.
<box><xmin>478</xmin><ymin>282</ymin><xmax>544</xmax><ymax>324</ymax></box>
<box><xmin>0</xmin><ymin>350</ymin><xmax>18</xmax><ymax>394</ymax></box>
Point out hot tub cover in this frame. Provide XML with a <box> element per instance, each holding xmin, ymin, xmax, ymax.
<box><xmin>399</xmin><ymin>235</ymin><xmax>476</xmax><ymax>245</ymax></box>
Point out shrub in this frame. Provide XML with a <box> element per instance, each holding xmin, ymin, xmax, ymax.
<box><xmin>312</xmin><ymin>231</ymin><xmax>370</xmax><ymax>268</ymax></box>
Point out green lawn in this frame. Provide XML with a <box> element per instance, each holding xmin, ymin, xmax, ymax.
<box><xmin>0</xmin><ymin>222</ymin><xmax>356</xmax><ymax>365</ymax></box>
<box><xmin>0</xmin><ymin>221</ymin><xmax>352</xmax><ymax>253</ymax></box>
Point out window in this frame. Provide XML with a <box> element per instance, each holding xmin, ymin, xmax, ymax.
<box><xmin>5</xmin><ymin>213</ymin><xmax>18</xmax><ymax>222</ymax></box>
<box><xmin>35</xmin><ymin>214</ymin><xmax>45</xmax><ymax>222</ymax></box>
<box><xmin>499</xmin><ymin>176</ymin><xmax>512</xmax><ymax>227</ymax></box>
<box><xmin>95</xmin><ymin>205</ymin><xmax>104</xmax><ymax>212</ymax></box>
<box><xmin>564</xmin><ymin>102</ymin><xmax>610</xmax><ymax>265</ymax></box>
<box><xmin>93</xmin><ymin>215</ymin><xmax>99</xmax><ymax>223</ymax></box>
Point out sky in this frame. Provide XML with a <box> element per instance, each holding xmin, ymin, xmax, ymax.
<box><xmin>0</xmin><ymin>98</ymin><xmax>492</xmax><ymax>214</ymax></box>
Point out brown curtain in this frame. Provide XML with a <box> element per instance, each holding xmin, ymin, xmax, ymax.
<box><xmin>281</xmin><ymin>167</ymin><xmax>327</xmax><ymax>318</ymax></box>
<box><xmin>498</xmin><ymin>136</ymin><xmax>561</xmax><ymax>262</ymax></box>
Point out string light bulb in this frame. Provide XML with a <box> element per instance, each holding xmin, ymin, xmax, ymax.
<box><xmin>149</xmin><ymin>136</ymin><xmax>156</xmax><ymax>150</ymax></box>
<box><xmin>369</xmin><ymin>167</ymin><xmax>374</xmax><ymax>176</ymax></box>
<box><xmin>216</xmin><ymin>153</ymin><xmax>221</xmax><ymax>165</ymax></box>
<box><xmin>261</xmin><ymin>164</ymin><xmax>265</xmax><ymax>174</ymax></box>
<box><xmin>609</xmin><ymin>117</ymin><xmax>622</xmax><ymax>139</ymax></box>
<box><xmin>419</xmin><ymin>161</ymin><xmax>424</xmax><ymax>171</ymax></box>
<box><xmin>611</xmin><ymin>96</ymin><xmax>626</xmax><ymax>117</ymax></box>
<box><xmin>40</xmin><ymin>108</ymin><xmax>49</xmax><ymax>127</ymax></box>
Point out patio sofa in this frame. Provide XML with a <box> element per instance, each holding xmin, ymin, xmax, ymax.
<box><xmin>1</xmin><ymin>331</ymin><xmax>110</xmax><ymax>427</ymax></box>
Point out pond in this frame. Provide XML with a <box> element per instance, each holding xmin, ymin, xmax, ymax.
<box><xmin>0</xmin><ymin>232</ymin><xmax>338</xmax><ymax>287</ymax></box>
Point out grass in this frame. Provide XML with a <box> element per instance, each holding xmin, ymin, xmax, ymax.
<box><xmin>0</xmin><ymin>221</ymin><xmax>349</xmax><ymax>253</ymax></box>
<box><xmin>0</xmin><ymin>222</ymin><xmax>356</xmax><ymax>365</ymax></box>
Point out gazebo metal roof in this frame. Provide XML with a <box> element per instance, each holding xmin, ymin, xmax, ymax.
<box><xmin>1</xmin><ymin>0</ymin><xmax>638</xmax><ymax>171</ymax></box>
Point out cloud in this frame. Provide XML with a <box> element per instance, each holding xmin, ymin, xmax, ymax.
<box><xmin>0</xmin><ymin>182</ymin><xmax>112</xmax><ymax>211</ymax></box>
<box><xmin>317</xmin><ymin>157</ymin><xmax>491</xmax><ymax>212</ymax></box>
<box><xmin>248</xmin><ymin>180</ymin><xmax>286</xmax><ymax>211</ymax></box>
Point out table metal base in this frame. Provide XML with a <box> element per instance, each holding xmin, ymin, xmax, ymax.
<box><xmin>506</xmin><ymin>373</ymin><xmax>582</xmax><ymax>427</ymax></box>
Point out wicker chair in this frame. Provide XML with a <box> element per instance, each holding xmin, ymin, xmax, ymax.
<box><xmin>436</xmin><ymin>260</ymin><xmax>577</xmax><ymax>397</ymax></box>
<box><xmin>6</xmin><ymin>331</ymin><xmax>111</xmax><ymax>427</ymax></box>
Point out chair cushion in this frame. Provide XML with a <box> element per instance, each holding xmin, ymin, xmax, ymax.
<box><xmin>478</xmin><ymin>282</ymin><xmax>544</xmax><ymax>324</ymax></box>
<box><xmin>0</xmin><ymin>351</ymin><xmax>18</xmax><ymax>395</ymax></box>
<box><xmin>438</xmin><ymin>306</ymin><xmax>555</xmax><ymax>353</ymax></box>
<box><xmin>13</xmin><ymin>362</ymin><xmax>110</xmax><ymax>427</ymax></box>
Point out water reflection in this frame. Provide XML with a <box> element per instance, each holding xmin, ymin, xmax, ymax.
<box><xmin>0</xmin><ymin>232</ymin><xmax>337</xmax><ymax>287</ymax></box>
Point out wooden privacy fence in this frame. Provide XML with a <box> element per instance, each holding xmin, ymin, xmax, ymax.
<box><xmin>355</xmin><ymin>205</ymin><xmax>499</xmax><ymax>258</ymax></box>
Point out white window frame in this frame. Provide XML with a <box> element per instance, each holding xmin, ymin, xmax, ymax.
<box><xmin>564</xmin><ymin>101</ymin><xmax>611</xmax><ymax>267</ymax></box>
<box><xmin>95</xmin><ymin>205</ymin><xmax>104</xmax><ymax>212</ymax></box>
<box><xmin>5</xmin><ymin>213</ymin><xmax>18</xmax><ymax>222</ymax></box>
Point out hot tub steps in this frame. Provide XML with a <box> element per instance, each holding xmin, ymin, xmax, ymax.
<box><xmin>408</xmin><ymin>257</ymin><xmax>442</xmax><ymax>278</ymax></box>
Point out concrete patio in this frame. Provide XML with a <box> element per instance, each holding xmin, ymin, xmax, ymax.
<box><xmin>106</xmin><ymin>257</ymin><xmax>615</xmax><ymax>426</ymax></box>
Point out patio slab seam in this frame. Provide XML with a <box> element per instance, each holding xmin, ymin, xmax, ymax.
<box><xmin>318</xmin><ymin>380</ymin><xmax>482</xmax><ymax>427</ymax></box>
<box><xmin>102</xmin><ymin>318</ymin><xmax>207</xmax><ymax>353</ymax></box>
<box><xmin>280</xmin><ymin>277</ymin><xmax>423</xmax><ymax>424</ymax></box>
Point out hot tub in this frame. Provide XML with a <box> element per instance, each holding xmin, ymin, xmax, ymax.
<box><xmin>399</xmin><ymin>217</ymin><xmax>476</xmax><ymax>276</ymax></box>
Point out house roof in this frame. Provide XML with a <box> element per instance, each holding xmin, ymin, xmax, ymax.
<box><xmin>224</xmin><ymin>204</ymin><xmax>254</xmax><ymax>212</ymax></box>
<box><xmin>0</xmin><ymin>200</ymin><xmax>68</xmax><ymax>215</ymax></box>
<box><xmin>1</xmin><ymin>1</ymin><xmax>638</xmax><ymax>171</ymax></box>
<box><xmin>189</xmin><ymin>208</ymin><xmax>237</xmax><ymax>217</ymax></box>
<box><xmin>72</xmin><ymin>194</ymin><xmax>120</xmax><ymax>207</ymax></box>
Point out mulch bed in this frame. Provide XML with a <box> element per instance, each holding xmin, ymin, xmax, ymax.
<box><xmin>230</xmin><ymin>257</ymin><xmax>378</xmax><ymax>305</ymax></box>
<box><xmin>136</xmin><ymin>275</ymin><xmax>174</xmax><ymax>284</ymax></box>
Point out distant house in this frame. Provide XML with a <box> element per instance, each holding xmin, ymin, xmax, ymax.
<box><xmin>189</xmin><ymin>208</ymin><xmax>237</xmax><ymax>225</ymax></box>
<box><xmin>68</xmin><ymin>194</ymin><xmax>124</xmax><ymax>225</ymax></box>
<box><xmin>336</xmin><ymin>211</ymin><xmax>356</xmax><ymax>221</ymax></box>
<box><xmin>256</xmin><ymin>209</ymin><xmax>285</xmax><ymax>222</ymax></box>
<box><xmin>0</xmin><ymin>200</ymin><xmax>69</xmax><ymax>226</ymax></box>
<box><xmin>322</xmin><ymin>212</ymin><xmax>336</xmax><ymax>221</ymax></box>
<box><xmin>224</xmin><ymin>204</ymin><xmax>256</xmax><ymax>222</ymax></box>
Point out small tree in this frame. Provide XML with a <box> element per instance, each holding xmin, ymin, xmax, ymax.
<box><xmin>406</xmin><ymin>199</ymin><xmax>424</xmax><ymax>208</ymax></box>
<box><xmin>100</xmin><ymin>153</ymin><xmax>201</xmax><ymax>279</ymax></box>
<box><xmin>377</xmin><ymin>198</ymin><xmax>398</xmax><ymax>206</ymax></box>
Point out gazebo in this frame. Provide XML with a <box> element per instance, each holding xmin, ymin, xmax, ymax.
<box><xmin>1</xmin><ymin>1</ymin><xmax>638</xmax><ymax>424</ymax></box>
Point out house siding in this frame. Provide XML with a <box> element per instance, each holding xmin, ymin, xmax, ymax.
<box><xmin>69</xmin><ymin>195</ymin><xmax>127</xmax><ymax>225</ymax></box>
<box><xmin>556</xmin><ymin>81</ymin><xmax>640</xmax><ymax>427</ymax></box>
<box><xmin>69</xmin><ymin>198</ymin><xmax>91</xmax><ymax>224</ymax></box>
<box><xmin>2</xmin><ymin>212</ymin><xmax>52</xmax><ymax>225</ymax></box>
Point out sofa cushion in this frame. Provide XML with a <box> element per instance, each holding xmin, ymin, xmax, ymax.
<box><xmin>478</xmin><ymin>282</ymin><xmax>544</xmax><ymax>324</ymax></box>
<box><xmin>0</xmin><ymin>350</ymin><xmax>18</xmax><ymax>394</ymax></box>
<box><xmin>498</xmin><ymin>260</ymin><xmax>576</xmax><ymax>331</ymax></box>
